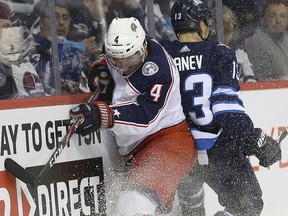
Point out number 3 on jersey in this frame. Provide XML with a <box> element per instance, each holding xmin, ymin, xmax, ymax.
<box><xmin>185</xmin><ymin>73</ymin><xmax>213</xmax><ymax>126</ymax></box>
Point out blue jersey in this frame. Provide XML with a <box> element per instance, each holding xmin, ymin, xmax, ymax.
<box><xmin>162</xmin><ymin>40</ymin><xmax>253</xmax><ymax>150</ymax></box>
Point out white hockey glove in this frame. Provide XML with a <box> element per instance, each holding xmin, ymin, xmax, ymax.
<box><xmin>249</xmin><ymin>128</ymin><xmax>281</xmax><ymax>167</ymax></box>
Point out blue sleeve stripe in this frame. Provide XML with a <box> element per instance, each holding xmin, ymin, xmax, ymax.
<box><xmin>212</xmin><ymin>103</ymin><xmax>245</xmax><ymax>114</ymax></box>
<box><xmin>212</xmin><ymin>87</ymin><xmax>240</xmax><ymax>96</ymax></box>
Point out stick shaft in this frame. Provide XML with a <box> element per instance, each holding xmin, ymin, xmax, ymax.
<box><xmin>36</xmin><ymin>86</ymin><xmax>102</xmax><ymax>185</ymax></box>
<box><xmin>276</xmin><ymin>126</ymin><xmax>288</xmax><ymax>144</ymax></box>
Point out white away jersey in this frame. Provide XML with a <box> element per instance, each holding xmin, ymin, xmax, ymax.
<box><xmin>106</xmin><ymin>37</ymin><xmax>186</xmax><ymax>155</ymax></box>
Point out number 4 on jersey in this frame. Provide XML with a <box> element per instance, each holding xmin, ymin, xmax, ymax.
<box><xmin>150</xmin><ymin>84</ymin><xmax>163</xmax><ymax>102</ymax></box>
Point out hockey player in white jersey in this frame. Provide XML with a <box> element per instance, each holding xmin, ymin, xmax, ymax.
<box><xmin>69</xmin><ymin>17</ymin><xmax>197</xmax><ymax>215</ymax></box>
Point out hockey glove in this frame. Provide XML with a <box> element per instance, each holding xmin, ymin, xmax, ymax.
<box><xmin>249</xmin><ymin>128</ymin><xmax>281</xmax><ymax>167</ymax></box>
<box><xmin>88</xmin><ymin>58</ymin><xmax>112</xmax><ymax>92</ymax></box>
<box><xmin>69</xmin><ymin>101</ymin><xmax>114</xmax><ymax>136</ymax></box>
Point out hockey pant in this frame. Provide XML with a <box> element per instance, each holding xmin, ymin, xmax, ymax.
<box><xmin>115</xmin><ymin>121</ymin><xmax>197</xmax><ymax>215</ymax></box>
<box><xmin>177</xmin><ymin>139</ymin><xmax>263</xmax><ymax>216</ymax></box>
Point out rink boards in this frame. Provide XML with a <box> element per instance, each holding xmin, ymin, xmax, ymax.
<box><xmin>0</xmin><ymin>87</ymin><xmax>288</xmax><ymax>216</ymax></box>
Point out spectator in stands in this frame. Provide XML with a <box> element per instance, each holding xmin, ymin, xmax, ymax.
<box><xmin>31</xmin><ymin>0</ymin><xmax>91</xmax><ymax>95</ymax></box>
<box><xmin>0</xmin><ymin>52</ymin><xmax>17</xmax><ymax>100</ymax></box>
<box><xmin>67</xmin><ymin>0</ymin><xmax>107</xmax><ymax>57</ymax></box>
<box><xmin>245</xmin><ymin>0</ymin><xmax>288</xmax><ymax>81</ymax></box>
<box><xmin>105</xmin><ymin>0</ymin><xmax>145</xmax><ymax>27</ymax></box>
<box><xmin>83</xmin><ymin>0</ymin><xmax>107</xmax><ymax>45</ymax></box>
<box><xmin>0</xmin><ymin>1</ymin><xmax>12</xmax><ymax>28</ymax></box>
<box><xmin>0</xmin><ymin>4</ymin><xmax>17</xmax><ymax>100</ymax></box>
<box><xmin>213</xmin><ymin>5</ymin><xmax>257</xmax><ymax>82</ymax></box>
<box><xmin>141</xmin><ymin>0</ymin><xmax>177</xmax><ymax>41</ymax></box>
<box><xmin>68</xmin><ymin>0</ymin><xmax>145</xmax><ymax>43</ymax></box>
<box><xmin>0</xmin><ymin>1</ymin><xmax>45</xmax><ymax>99</ymax></box>
<box><xmin>222</xmin><ymin>0</ymin><xmax>261</xmax><ymax>34</ymax></box>
<box><xmin>2</xmin><ymin>0</ymin><xmax>39</xmax><ymax>29</ymax></box>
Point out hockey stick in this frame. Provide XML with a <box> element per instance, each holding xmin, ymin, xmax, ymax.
<box><xmin>4</xmin><ymin>85</ymin><xmax>103</xmax><ymax>187</ymax></box>
<box><xmin>276</xmin><ymin>126</ymin><xmax>288</xmax><ymax>144</ymax></box>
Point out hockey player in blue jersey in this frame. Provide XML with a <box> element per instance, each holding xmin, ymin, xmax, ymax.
<box><xmin>161</xmin><ymin>0</ymin><xmax>282</xmax><ymax>215</ymax></box>
<box><xmin>69</xmin><ymin>17</ymin><xmax>198</xmax><ymax>215</ymax></box>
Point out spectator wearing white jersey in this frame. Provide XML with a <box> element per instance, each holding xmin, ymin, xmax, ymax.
<box><xmin>0</xmin><ymin>1</ymin><xmax>45</xmax><ymax>99</ymax></box>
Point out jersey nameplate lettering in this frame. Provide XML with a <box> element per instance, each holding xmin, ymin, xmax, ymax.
<box><xmin>174</xmin><ymin>55</ymin><xmax>203</xmax><ymax>72</ymax></box>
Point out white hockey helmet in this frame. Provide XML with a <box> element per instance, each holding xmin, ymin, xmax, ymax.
<box><xmin>105</xmin><ymin>17</ymin><xmax>146</xmax><ymax>59</ymax></box>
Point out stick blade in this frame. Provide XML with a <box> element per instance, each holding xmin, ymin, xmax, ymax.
<box><xmin>4</xmin><ymin>158</ymin><xmax>36</xmax><ymax>187</ymax></box>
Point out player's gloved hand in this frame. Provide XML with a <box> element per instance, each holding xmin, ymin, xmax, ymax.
<box><xmin>88</xmin><ymin>58</ymin><xmax>111</xmax><ymax>92</ymax></box>
<box><xmin>69</xmin><ymin>101</ymin><xmax>114</xmax><ymax>136</ymax></box>
<box><xmin>250</xmin><ymin>128</ymin><xmax>282</xmax><ymax>167</ymax></box>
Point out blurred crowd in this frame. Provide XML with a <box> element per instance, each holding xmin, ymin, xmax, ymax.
<box><xmin>0</xmin><ymin>0</ymin><xmax>288</xmax><ymax>100</ymax></box>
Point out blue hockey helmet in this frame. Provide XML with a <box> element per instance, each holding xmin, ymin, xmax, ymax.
<box><xmin>171</xmin><ymin>0</ymin><xmax>215</xmax><ymax>35</ymax></box>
